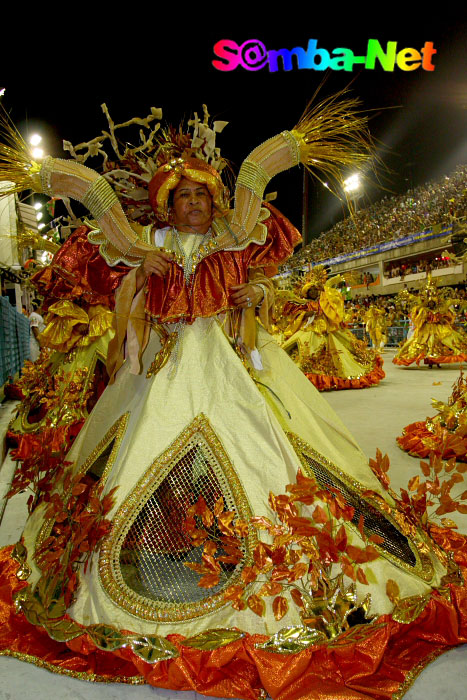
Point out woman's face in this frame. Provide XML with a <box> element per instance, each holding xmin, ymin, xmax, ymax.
<box><xmin>172</xmin><ymin>178</ymin><xmax>212</xmax><ymax>233</ymax></box>
<box><xmin>307</xmin><ymin>286</ymin><xmax>320</xmax><ymax>300</ymax></box>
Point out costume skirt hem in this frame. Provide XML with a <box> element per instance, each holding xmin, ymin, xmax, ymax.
<box><xmin>305</xmin><ymin>357</ymin><xmax>385</xmax><ymax>392</ymax></box>
<box><xmin>2</xmin><ymin>544</ymin><xmax>467</xmax><ymax>700</ymax></box>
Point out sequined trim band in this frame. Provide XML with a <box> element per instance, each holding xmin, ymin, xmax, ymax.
<box><xmin>39</xmin><ymin>156</ymin><xmax>54</xmax><ymax>195</ymax></box>
<box><xmin>280</xmin><ymin>130</ymin><xmax>300</xmax><ymax>166</ymax></box>
<box><xmin>237</xmin><ymin>159</ymin><xmax>271</xmax><ymax>200</ymax></box>
<box><xmin>81</xmin><ymin>176</ymin><xmax>119</xmax><ymax>221</ymax></box>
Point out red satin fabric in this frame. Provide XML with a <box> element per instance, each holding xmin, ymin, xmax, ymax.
<box><xmin>145</xmin><ymin>203</ymin><xmax>301</xmax><ymax>323</ymax></box>
<box><xmin>31</xmin><ymin>226</ymin><xmax>129</xmax><ymax>312</ymax></box>
<box><xmin>2</xmin><ymin>540</ymin><xmax>467</xmax><ymax>699</ymax></box>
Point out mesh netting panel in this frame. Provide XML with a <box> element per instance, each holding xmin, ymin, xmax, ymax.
<box><xmin>120</xmin><ymin>444</ymin><xmax>242</xmax><ymax>604</ymax></box>
<box><xmin>302</xmin><ymin>453</ymin><xmax>416</xmax><ymax>566</ymax></box>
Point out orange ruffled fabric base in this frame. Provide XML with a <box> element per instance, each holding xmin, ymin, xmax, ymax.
<box><xmin>393</xmin><ymin>353</ymin><xmax>467</xmax><ymax>367</ymax></box>
<box><xmin>306</xmin><ymin>356</ymin><xmax>385</xmax><ymax>392</ymax></box>
<box><xmin>397</xmin><ymin>421</ymin><xmax>467</xmax><ymax>462</ymax></box>
<box><xmin>2</xmin><ymin>543</ymin><xmax>467</xmax><ymax>700</ymax></box>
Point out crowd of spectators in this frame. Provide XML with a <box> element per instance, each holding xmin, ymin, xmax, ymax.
<box><xmin>292</xmin><ymin>165</ymin><xmax>466</xmax><ymax>266</ymax></box>
<box><xmin>384</xmin><ymin>255</ymin><xmax>453</xmax><ymax>279</ymax></box>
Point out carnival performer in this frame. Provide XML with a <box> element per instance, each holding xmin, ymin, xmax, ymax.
<box><xmin>398</xmin><ymin>370</ymin><xmax>467</xmax><ymax>461</ymax></box>
<box><xmin>281</xmin><ymin>267</ymin><xmax>385</xmax><ymax>390</ymax></box>
<box><xmin>1</xmin><ymin>98</ymin><xmax>467</xmax><ymax>700</ymax></box>
<box><xmin>4</xmin><ymin>225</ymin><xmax>122</xmax><ymax>478</ymax></box>
<box><xmin>393</xmin><ymin>276</ymin><xmax>467</xmax><ymax>367</ymax></box>
<box><xmin>365</xmin><ymin>304</ymin><xmax>388</xmax><ymax>352</ymax></box>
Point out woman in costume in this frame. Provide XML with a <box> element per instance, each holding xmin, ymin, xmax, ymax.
<box><xmin>393</xmin><ymin>277</ymin><xmax>467</xmax><ymax>367</ymax></box>
<box><xmin>365</xmin><ymin>304</ymin><xmax>388</xmax><ymax>353</ymax></box>
<box><xmin>1</xmin><ymin>99</ymin><xmax>467</xmax><ymax>700</ymax></box>
<box><xmin>281</xmin><ymin>267</ymin><xmax>385</xmax><ymax>390</ymax></box>
<box><xmin>4</xmin><ymin>225</ymin><xmax>122</xmax><ymax>483</ymax></box>
<box><xmin>398</xmin><ymin>371</ymin><xmax>467</xmax><ymax>461</ymax></box>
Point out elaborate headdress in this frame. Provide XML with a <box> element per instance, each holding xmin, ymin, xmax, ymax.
<box><xmin>148</xmin><ymin>156</ymin><xmax>228</xmax><ymax>222</ymax></box>
<box><xmin>301</xmin><ymin>266</ymin><xmax>328</xmax><ymax>296</ymax></box>
<box><xmin>0</xmin><ymin>89</ymin><xmax>374</xmax><ymax>266</ymax></box>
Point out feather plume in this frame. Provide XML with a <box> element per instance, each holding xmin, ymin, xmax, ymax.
<box><xmin>291</xmin><ymin>89</ymin><xmax>373</xmax><ymax>199</ymax></box>
<box><xmin>0</xmin><ymin>109</ymin><xmax>41</xmax><ymax>195</ymax></box>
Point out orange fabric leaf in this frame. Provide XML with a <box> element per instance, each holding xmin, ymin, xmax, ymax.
<box><xmin>291</xmin><ymin>588</ymin><xmax>304</xmax><ymax>609</ymax></box>
<box><xmin>247</xmin><ymin>594</ymin><xmax>266</xmax><ymax>617</ymax></box>
<box><xmin>420</xmin><ymin>461</ymin><xmax>431</xmax><ymax>477</ymax></box>
<box><xmin>234</xmin><ymin>519</ymin><xmax>249</xmax><ymax>538</ymax></box>
<box><xmin>335</xmin><ymin>524</ymin><xmax>348</xmax><ymax>551</ymax></box>
<box><xmin>258</xmin><ymin>581</ymin><xmax>283</xmax><ymax>597</ymax></box>
<box><xmin>313</xmin><ymin>505</ymin><xmax>328</xmax><ymax>524</ymax></box>
<box><xmin>253</xmin><ymin>542</ymin><xmax>273</xmax><ymax>571</ymax></box>
<box><xmin>224</xmin><ymin>584</ymin><xmax>244</xmax><ymax>601</ymax></box>
<box><xmin>241</xmin><ymin>566</ymin><xmax>258</xmax><ymax>584</ymax></box>
<box><xmin>198</xmin><ymin>573</ymin><xmax>220</xmax><ymax>588</ymax></box>
<box><xmin>290</xmin><ymin>562</ymin><xmax>308</xmax><ymax>581</ymax></box>
<box><xmin>357</xmin><ymin>567</ymin><xmax>369</xmax><ymax>585</ymax></box>
<box><xmin>272</xmin><ymin>595</ymin><xmax>289</xmax><ymax>621</ymax></box>
<box><xmin>213</xmin><ymin>496</ymin><xmax>224</xmax><ymax>516</ymax></box>
<box><xmin>218</xmin><ymin>511</ymin><xmax>236</xmax><ymax>536</ymax></box>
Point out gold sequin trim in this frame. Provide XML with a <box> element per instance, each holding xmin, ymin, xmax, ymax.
<box><xmin>82</xmin><ymin>176</ymin><xmax>119</xmax><ymax>221</ymax></box>
<box><xmin>391</xmin><ymin>647</ymin><xmax>448</xmax><ymax>699</ymax></box>
<box><xmin>35</xmin><ymin>413</ymin><xmax>129</xmax><ymax>555</ymax></box>
<box><xmin>39</xmin><ymin>156</ymin><xmax>54</xmax><ymax>194</ymax></box>
<box><xmin>280</xmin><ymin>130</ymin><xmax>301</xmax><ymax>166</ymax></box>
<box><xmin>287</xmin><ymin>431</ymin><xmax>435</xmax><ymax>582</ymax></box>
<box><xmin>237</xmin><ymin>159</ymin><xmax>271</xmax><ymax>200</ymax></box>
<box><xmin>99</xmin><ymin>413</ymin><xmax>255</xmax><ymax>622</ymax></box>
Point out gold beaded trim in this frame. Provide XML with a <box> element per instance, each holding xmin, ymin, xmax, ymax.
<box><xmin>35</xmin><ymin>413</ymin><xmax>129</xmax><ymax>555</ymax></box>
<box><xmin>391</xmin><ymin>647</ymin><xmax>448</xmax><ymax>699</ymax></box>
<box><xmin>287</xmin><ymin>431</ymin><xmax>435</xmax><ymax>582</ymax></box>
<box><xmin>99</xmin><ymin>413</ymin><xmax>255</xmax><ymax>622</ymax></box>
<box><xmin>39</xmin><ymin>156</ymin><xmax>54</xmax><ymax>194</ymax></box>
<box><xmin>280</xmin><ymin>130</ymin><xmax>301</xmax><ymax>166</ymax></box>
<box><xmin>237</xmin><ymin>159</ymin><xmax>271</xmax><ymax>200</ymax></box>
<box><xmin>82</xmin><ymin>176</ymin><xmax>119</xmax><ymax>221</ymax></box>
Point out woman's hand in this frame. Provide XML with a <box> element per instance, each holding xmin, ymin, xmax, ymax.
<box><xmin>230</xmin><ymin>283</ymin><xmax>264</xmax><ymax>309</ymax></box>
<box><xmin>136</xmin><ymin>250</ymin><xmax>173</xmax><ymax>291</ymax></box>
<box><xmin>141</xmin><ymin>250</ymin><xmax>173</xmax><ymax>277</ymax></box>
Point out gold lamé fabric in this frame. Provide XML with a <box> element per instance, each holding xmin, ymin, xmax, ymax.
<box><xmin>40</xmin><ymin>301</ymin><xmax>114</xmax><ymax>353</ymax></box>
<box><xmin>2</xmin><ymin>542</ymin><xmax>467</xmax><ymax>698</ymax></box>
<box><xmin>31</xmin><ymin>225</ymin><xmax>129</xmax><ymax>312</ymax></box>
<box><xmin>144</xmin><ymin>204</ymin><xmax>300</xmax><ymax>324</ymax></box>
<box><xmin>282</xmin><ymin>290</ymin><xmax>385</xmax><ymax>391</ymax></box>
<box><xmin>394</xmin><ymin>305</ymin><xmax>467</xmax><ymax>366</ymax></box>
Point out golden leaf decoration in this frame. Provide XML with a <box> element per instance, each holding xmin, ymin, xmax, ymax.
<box><xmin>87</xmin><ymin>624</ymin><xmax>127</xmax><ymax>651</ymax></box>
<box><xmin>130</xmin><ymin>635</ymin><xmax>179</xmax><ymax>663</ymax></box>
<box><xmin>182</xmin><ymin>628</ymin><xmax>245</xmax><ymax>650</ymax></box>
<box><xmin>392</xmin><ymin>593</ymin><xmax>431</xmax><ymax>625</ymax></box>
<box><xmin>44</xmin><ymin>617</ymin><xmax>84</xmax><ymax>642</ymax></box>
<box><xmin>256</xmin><ymin>625</ymin><xmax>327</xmax><ymax>653</ymax></box>
<box><xmin>386</xmin><ymin>579</ymin><xmax>400</xmax><ymax>604</ymax></box>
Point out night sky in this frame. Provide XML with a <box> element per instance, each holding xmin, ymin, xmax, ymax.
<box><xmin>1</xmin><ymin>17</ymin><xmax>465</xmax><ymax>240</ymax></box>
